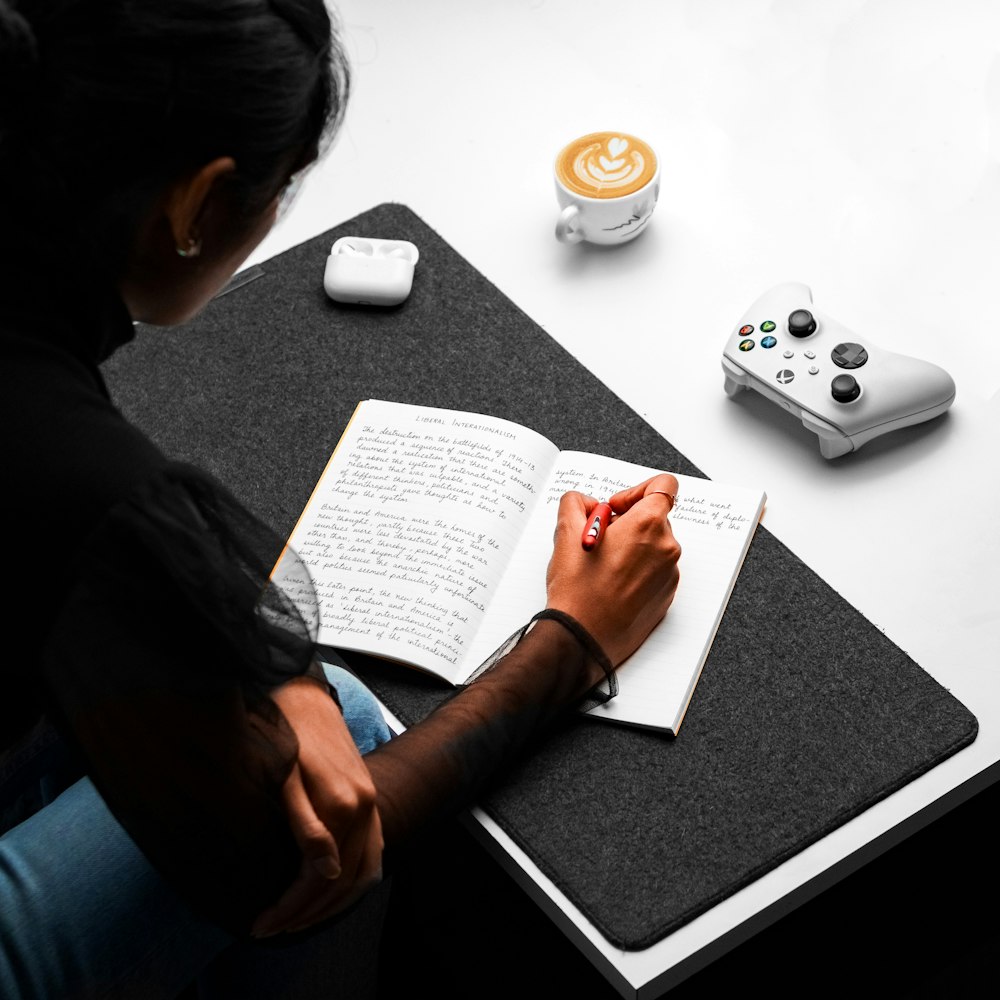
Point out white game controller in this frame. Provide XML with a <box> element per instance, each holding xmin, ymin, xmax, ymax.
<box><xmin>722</xmin><ymin>283</ymin><xmax>956</xmax><ymax>459</ymax></box>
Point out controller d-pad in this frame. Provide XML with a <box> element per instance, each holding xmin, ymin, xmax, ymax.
<box><xmin>832</xmin><ymin>342</ymin><xmax>868</xmax><ymax>369</ymax></box>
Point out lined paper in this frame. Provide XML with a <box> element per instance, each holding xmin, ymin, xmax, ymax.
<box><xmin>276</xmin><ymin>401</ymin><xmax>766</xmax><ymax>732</ymax></box>
<box><xmin>466</xmin><ymin>453</ymin><xmax>766</xmax><ymax>733</ymax></box>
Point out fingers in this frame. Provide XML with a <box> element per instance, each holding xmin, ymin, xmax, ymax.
<box><xmin>282</xmin><ymin>760</ymin><xmax>382</xmax><ymax>932</ymax></box>
<box><xmin>251</xmin><ymin>684</ymin><xmax>385</xmax><ymax>939</ymax></box>
<box><xmin>557</xmin><ymin>477</ymin><xmax>679</xmax><ymax>523</ymax></box>
<box><xmin>250</xmin><ymin>764</ymin><xmax>345</xmax><ymax>937</ymax></box>
<box><xmin>283</xmin><ymin>764</ymin><xmax>341</xmax><ymax>879</ymax></box>
<box><xmin>283</xmin><ymin>810</ymin><xmax>384</xmax><ymax>934</ymax></box>
<box><xmin>556</xmin><ymin>490</ymin><xmax>598</xmax><ymax>519</ymax></box>
<box><xmin>552</xmin><ymin>489</ymin><xmax>598</xmax><ymax>541</ymax></box>
<box><xmin>251</xmin><ymin>765</ymin><xmax>338</xmax><ymax>938</ymax></box>
<box><xmin>546</xmin><ymin>474</ymin><xmax>682</xmax><ymax>669</ymax></box>
<box><xmin>608</xmin><ymin>473</ymin><xmax>680</xmax><ymax>515</ymax></box>
<box><xmin>251</xmin><ymin>772</ymin><xmax>383</xmax><ymax>938</ymax></box>
<box><xmin>271</xmin><ymin>815</ymin><xmax>383</xmax><ymax>936</ymax></box>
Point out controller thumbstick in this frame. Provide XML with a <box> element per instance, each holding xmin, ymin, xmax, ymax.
<box><xmin>831</xmin><ymin>374</ymin><xmax>861</xmax><ymax>403</ymax></box>
<box><xmin>788</xmin><ymin>309</ymin><xmax>817</xmax><ymax>337</ymax></box>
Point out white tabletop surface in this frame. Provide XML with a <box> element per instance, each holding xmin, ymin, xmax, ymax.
<box><xmin>246</xmin><ymin>2</ymin><xmax>1000</xmax><ymax>995</ymax></box>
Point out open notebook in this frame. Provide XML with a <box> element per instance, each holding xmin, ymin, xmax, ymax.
<box><xmin>272</xmin><ymin>399</ymin><xmax>767</xmax><ymax>734</ymax></box>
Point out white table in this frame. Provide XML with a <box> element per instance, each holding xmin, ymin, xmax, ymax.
<box><xmin>247</xmin><ymin>3</ymin><xmax>1000</xmax><ymax>995</ymax></box>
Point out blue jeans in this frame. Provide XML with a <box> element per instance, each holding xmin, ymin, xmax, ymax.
<box><xmin>0</xmin><ymin>663</ymin><xmax>392</xmax><ymax>1000</ymax></box>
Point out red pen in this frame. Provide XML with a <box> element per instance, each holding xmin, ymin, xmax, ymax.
<box><xmin>581</xmin><ymin>501</ymin><xmax>614</xmax><ymax>551</ymax></box>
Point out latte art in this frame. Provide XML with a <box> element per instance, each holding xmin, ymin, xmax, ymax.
<box><xmin>556</xmin><ymin>132</ymin><xmax>657</xmax><ymax>199</ymax></box>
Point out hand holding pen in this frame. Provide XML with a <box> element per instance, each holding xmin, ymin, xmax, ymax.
<box><xmin>546</xmin><ymin>472</ymin><xmax>682</xmax><ymax>667</ymax></box>
<box><xmin>581</xmin><ymin>501</ymin><xmax>614</xmax><ymax>550</ymax></box>
<box><xmin>581</xmin><ymin>483</ymin><xmax>678</xmax><ymax>551</ymax></box>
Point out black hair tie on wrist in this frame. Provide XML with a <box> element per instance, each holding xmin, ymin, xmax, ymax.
<box><xmin>530</xmin><ymin>608</ymin><xmax>617</xmax><ymax>704</ymax></box>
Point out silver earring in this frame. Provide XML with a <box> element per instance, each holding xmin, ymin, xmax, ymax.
<box><xmin>176</xmin><ymin>237</ymin><xmax>202</xmax><ymax>258</ymax></box>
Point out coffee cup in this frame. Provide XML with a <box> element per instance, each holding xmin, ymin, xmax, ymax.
<box><xmin>554</xmin><ymin>131</ymin><xmax>660</xmax><ymax>246</ymax></box>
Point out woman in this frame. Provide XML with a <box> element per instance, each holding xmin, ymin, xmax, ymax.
<box><xmin>0</xmin><ymin>1</ymin><xmax>681</xmax><ymax>997</ymax></box>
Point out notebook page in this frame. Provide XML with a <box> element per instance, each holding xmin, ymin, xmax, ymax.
<box><xmin>273</xmin><ymin>399</ymin><xmax>559</xmax><ymax>684</ymax></box>
<box><xmin>464</xmin><ymin>452</ymin><xmax>766</xmax><ymax>732</ymax></box>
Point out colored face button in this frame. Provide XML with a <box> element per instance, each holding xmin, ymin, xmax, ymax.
<box><xmin>739</xmin><ymin>339</ymin><xmax>755</xmax><ymax>351</ymax></box>
<box><xmin>761</xmin><ymin>320</ymin><xmax>776</xmax><ymax>333</ymax></box>
<box><xmin>739</xmin><ymin>324</ymin><xmax>754</xmax><ymax>335</ymax></box>
<box><xmin>761</xmin><ymin>335</ymin><xmax>777</xmax><ymax>349</ymax></box>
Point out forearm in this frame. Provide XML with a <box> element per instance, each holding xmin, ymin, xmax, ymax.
<box><xmin>364</xmin><ymin>618</ymin><xmax>605</xmax><ymax>848</ymax></box>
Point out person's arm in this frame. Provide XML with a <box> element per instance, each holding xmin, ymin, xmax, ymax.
<box><xmin>253</xmin><ymin>474</ymin><xmax>681</xmax><ymax>935</ymax></box>
<box><xmin>251</xmin><ymin>676</ymin><xmax>385</xmax><ymax>937</ymax></box>
<box><xmin>40</xmin><ymin>465</ymin><xmax>379</xmax><ymax>937</ymax></box>
<box><xmin>375</xmin><ymin>472</ymin><xmax>682</xmax><ymax>840</ymax></box>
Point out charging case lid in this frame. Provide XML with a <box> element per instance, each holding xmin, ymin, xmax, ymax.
<box><xmin>323</xmin><ymin>237</ymin><xmax>419</xmax><ymax>307</ymax></box>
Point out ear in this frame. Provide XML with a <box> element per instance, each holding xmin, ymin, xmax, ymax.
<box><xmin>163</xmin><ymin>157</ymin><xmax>237</xmax><ymax>256</ymax></box>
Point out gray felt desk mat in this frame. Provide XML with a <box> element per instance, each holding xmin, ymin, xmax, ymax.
<box><xmin>103</xmin><ymin>202</ymin><xmax>978</xmax><ymax>951</ymax></box>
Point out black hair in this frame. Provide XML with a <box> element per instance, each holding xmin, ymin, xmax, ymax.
<box><xmin>0</xmin><ymin>0</ymin><xmax>350</xmax><ymax>276</ymax></box>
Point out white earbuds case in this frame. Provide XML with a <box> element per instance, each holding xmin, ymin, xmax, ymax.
<box><xmin>323</xmin><ymin>237</ymin><xmax>419</xmax><ymax>307</ymax></box>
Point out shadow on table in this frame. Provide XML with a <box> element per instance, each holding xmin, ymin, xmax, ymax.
<box><xmin>378</xmin><ymin>779</ymin><xmax>1000</xmax><ymax>1000</ymax></box>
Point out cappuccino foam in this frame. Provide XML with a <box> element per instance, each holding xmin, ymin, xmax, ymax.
<box><xmin>555</xmin><ymin>132</ymin><xmax>657</xmax><ymax>199</ymax></box>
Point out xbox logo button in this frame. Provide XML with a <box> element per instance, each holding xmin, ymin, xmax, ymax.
<box><xmin>776</xmin><ymin>369</ymin><xmax>795</xmax><ymax>384</ymax></box>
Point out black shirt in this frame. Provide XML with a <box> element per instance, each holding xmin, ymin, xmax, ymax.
<box><xmin>0</xmin><ymin>268</ymin><xmax>317</xmax><ymax>933</ymax></box>
<box><xmin>0</xmin><ymin>263</ymin><xmax>606</xmax><ymax>938</ymax></box>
